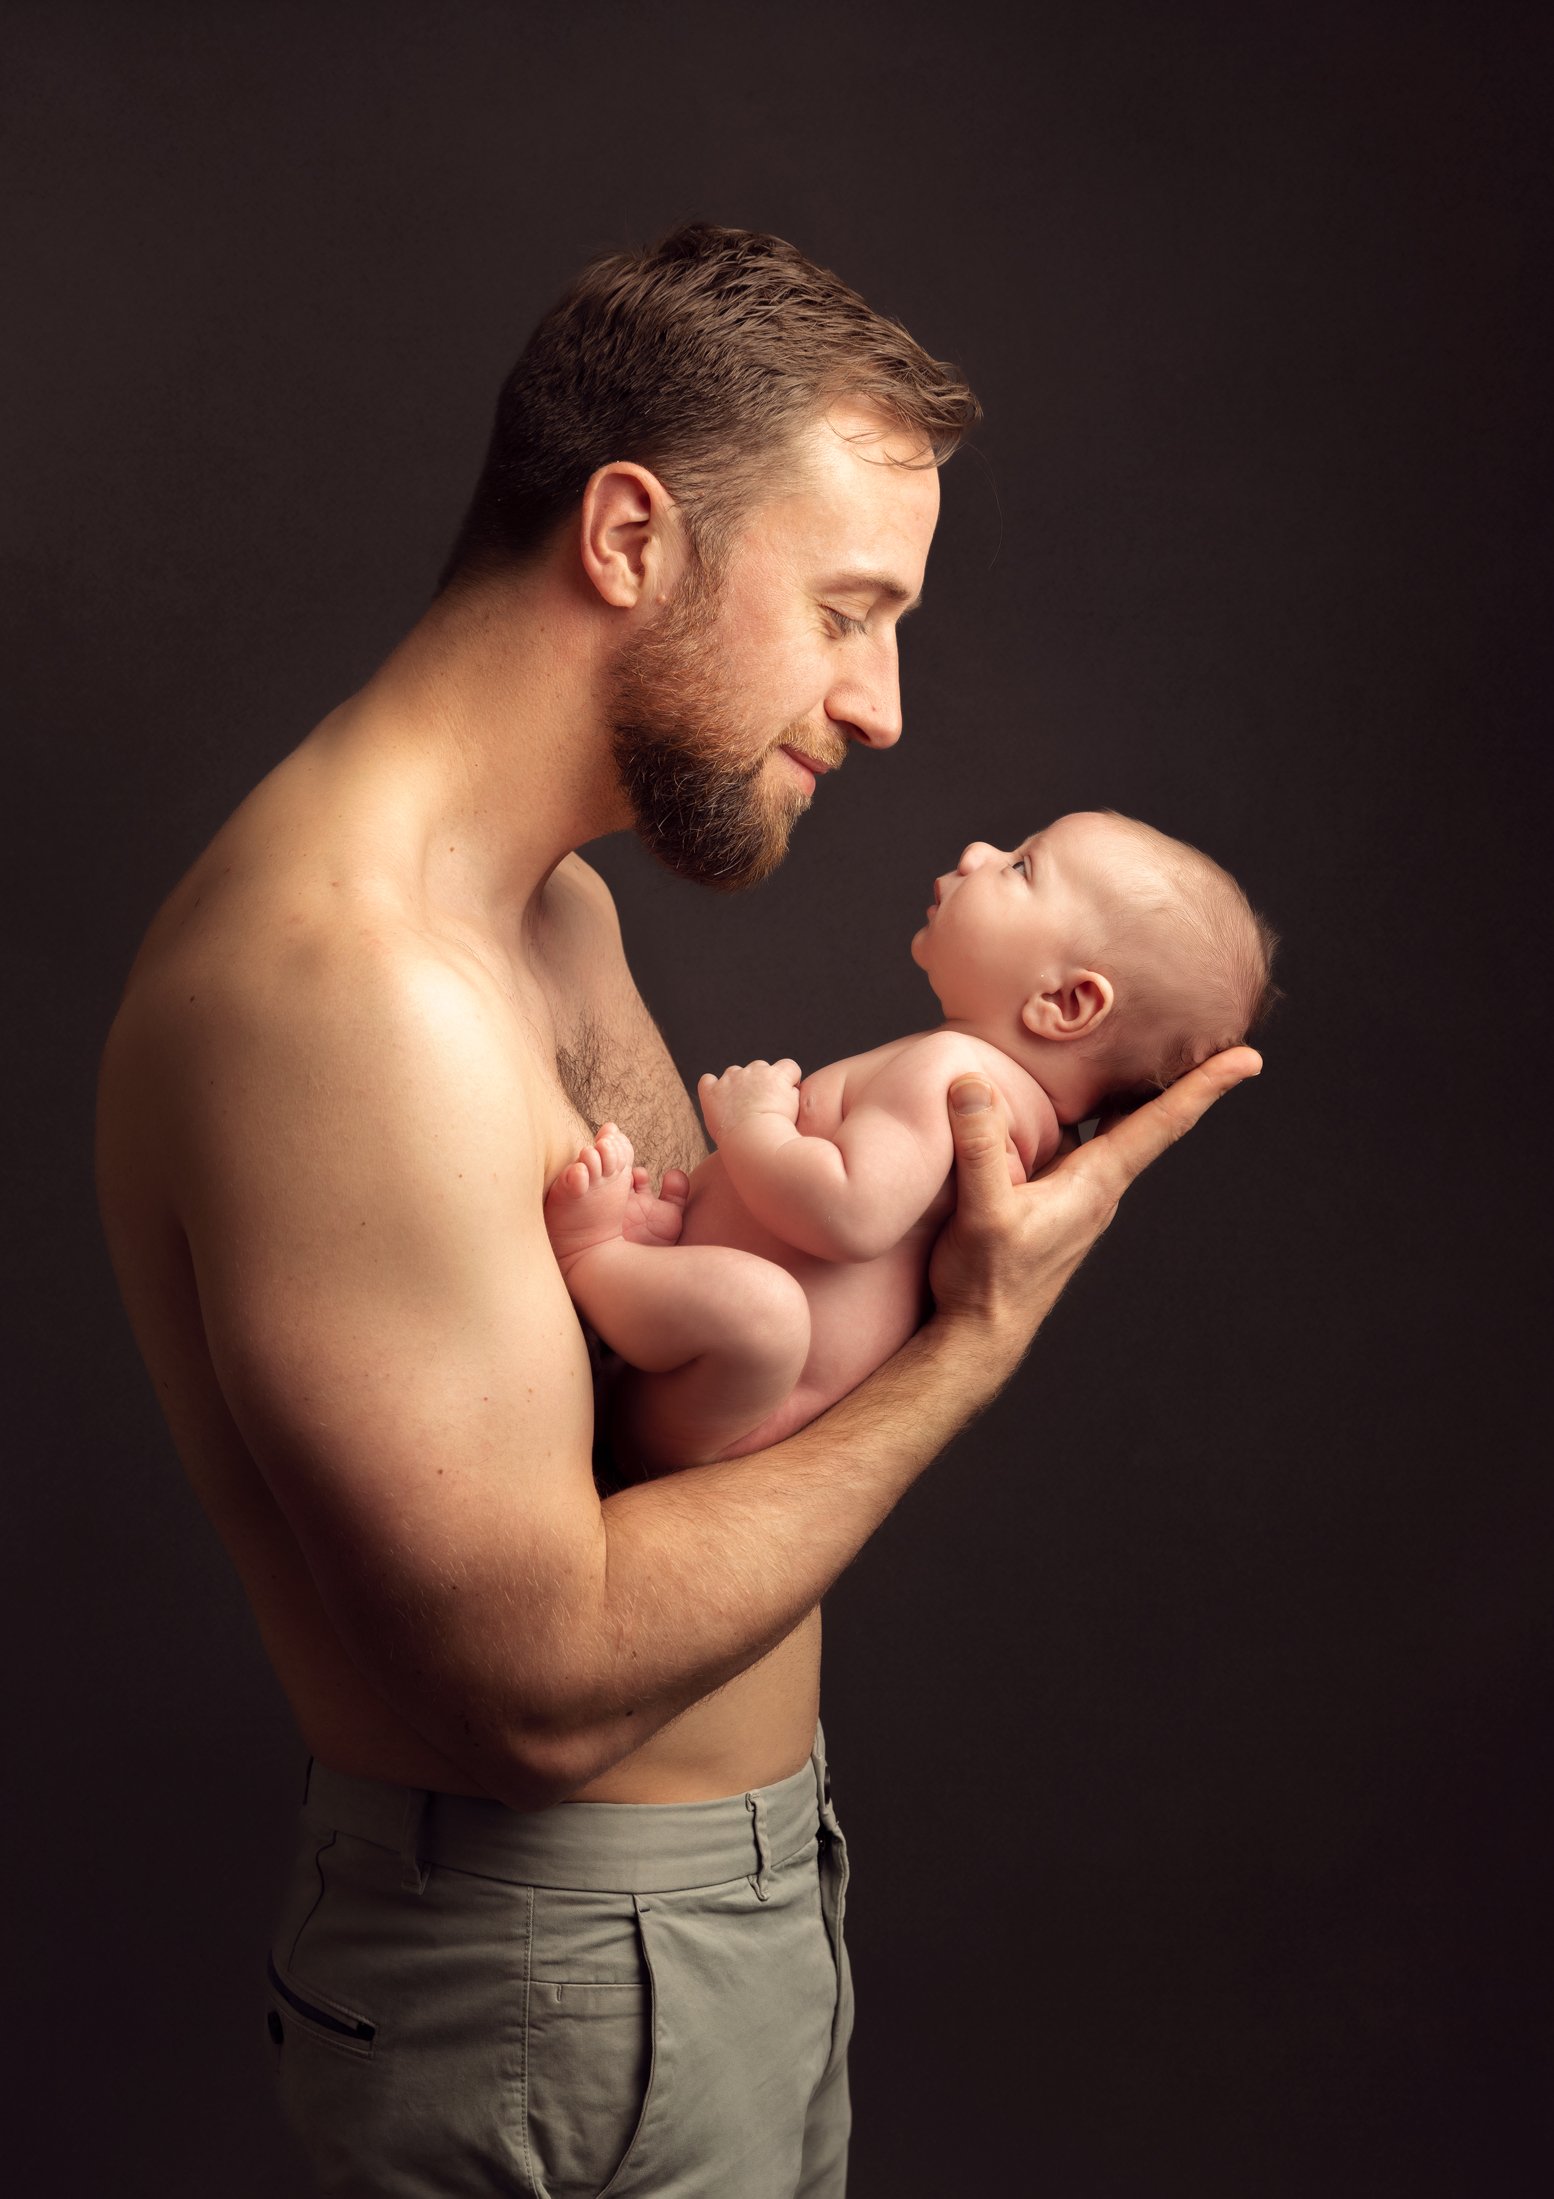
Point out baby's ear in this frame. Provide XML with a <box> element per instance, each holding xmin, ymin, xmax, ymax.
<box><xmin>1021</xmin><ymin>972</ymin><xmax>1115</xmax><ymax>1042</ymax></box>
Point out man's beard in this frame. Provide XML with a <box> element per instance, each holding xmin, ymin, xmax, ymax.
<box><xmin>608</xmin><ymin>562</ymin><xmax>824</xmax><ymax>892</ymax></box>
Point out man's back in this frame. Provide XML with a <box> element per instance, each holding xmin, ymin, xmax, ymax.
<box><xmin>96</xmin><ymin>704</ymin><xmax>825</xmax><ymax>1803</ymax></box>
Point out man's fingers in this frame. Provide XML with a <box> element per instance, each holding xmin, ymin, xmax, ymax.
<box><xmin>1087</xmin><ymin>1046</ymin><xmax>1261</xmax><ymax>1194</ymax></box>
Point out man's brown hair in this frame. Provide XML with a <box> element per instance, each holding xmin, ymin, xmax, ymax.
<box><xmin>439</xmin><ymin>222</ymin><xmax>981</xmax><ymax>590</ymax></box>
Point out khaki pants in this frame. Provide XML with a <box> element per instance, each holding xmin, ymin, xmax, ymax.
<box><xmin>265</xmin><ymin>1729</ymin><xmax>853</xmax><ymax>2196</ymax></box>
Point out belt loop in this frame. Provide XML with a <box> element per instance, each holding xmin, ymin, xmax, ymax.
<box><xmin>745</xmin><ymin>1791</ymin><xmax>772</xmax><ymax>1902</ymax></box>
<box><xmin>397</xmin><ymin>1788</ymin><xmax>431</xmax><ymax>1894</ymax></box>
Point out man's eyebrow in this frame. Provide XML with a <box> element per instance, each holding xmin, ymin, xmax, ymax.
<box><xmin>821</xmin><ymin>572</ymin><xmax>925</xmax><ymax>616</ymax></box>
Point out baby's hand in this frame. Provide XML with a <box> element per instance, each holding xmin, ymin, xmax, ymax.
<box><xmin>698</xmin><ymin>1058</ymin><xmax>803</xmax><ymax>1145</ymax></box>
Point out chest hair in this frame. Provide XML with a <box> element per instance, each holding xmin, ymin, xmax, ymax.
<box><xmin>554</xmin><ymin>1006</ymin><xmax>706</xmax><ymax>1183</ymax></box>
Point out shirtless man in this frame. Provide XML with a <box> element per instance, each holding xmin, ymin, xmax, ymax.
<box><xmin>96</xmin><ymin>226</ymin><xmax>1259</xmax><ymax>2197</ymax></box>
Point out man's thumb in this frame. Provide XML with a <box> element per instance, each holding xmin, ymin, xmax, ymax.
<box><xmin>948</xmin><ymin>1078</ymin><xmax>1008</xmax><ymax>1170</ymax></box>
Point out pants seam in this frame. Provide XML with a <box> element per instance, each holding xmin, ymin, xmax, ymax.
<box><xmin>517</xmin><ymin>1883</ymin><xmax>543</xmax><ymax>2198</ymax></box>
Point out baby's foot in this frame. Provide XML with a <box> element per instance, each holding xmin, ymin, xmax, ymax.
<box><xmin>623</xmin><ymin>1165</ymin><xmax>690</xmax><ymax>1247</ymax></box>
<box><xmin>544</xmin><ymin>1124</ymin><xmax>636</xmax><ymax>1269</ymax></box>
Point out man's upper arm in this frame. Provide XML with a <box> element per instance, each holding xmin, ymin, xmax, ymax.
<box><xmin>171</xmin><ymin>942</ymin><xmax>600</xmax><ymax>1773</ymax></box>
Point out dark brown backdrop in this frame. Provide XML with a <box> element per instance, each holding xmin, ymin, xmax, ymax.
<box><xmin>4</xmin><ymin>3</ymin><xmax>1547</xmax><ymax>2192</ymax></box>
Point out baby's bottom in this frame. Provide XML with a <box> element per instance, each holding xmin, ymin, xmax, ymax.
<box><xmin>546</xmin><ymin>1125</ymin><xmax>810</xmax><ymax>1475</ymax></box>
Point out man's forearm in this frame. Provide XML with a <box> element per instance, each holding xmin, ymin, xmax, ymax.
<box><xmin>499</xmin><ymin>1305</ymin><xmax>1023</xmax><ymax>1799</ymax></box>
<box><xmin>355</xmin><ymin>1053</ymin><xmax>1252</xmax><ymax>1807</ymax></box>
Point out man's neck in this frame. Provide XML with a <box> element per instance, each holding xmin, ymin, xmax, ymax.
<box><xmin>316</xmin><ymin>561</ymin><xmax>632</xmax><ymax>934</ymax></box>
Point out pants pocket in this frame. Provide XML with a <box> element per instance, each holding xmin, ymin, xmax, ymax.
<box><xmin>524</xmin><ymin>1891</ymin><xmax>655</xmax><ymax>2199</ymax></box>
<box><xmin>265</xmin><ymin>1830</ymin><xmax>382</xmax><ymax>2072</ymax></box>
<box><xmin>265</xmin><ymin>1826</ymin><xmax>532</xmax><ymax>2194</ymax></box>
<box><xmin>266</xmin><ymin>1948</ymin><xmax>377</xmax><ymax>2059</ymax></box>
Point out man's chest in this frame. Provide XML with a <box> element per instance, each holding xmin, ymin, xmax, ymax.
<box><xmin>549</xmin><ymin>988</ymin><xmax>707</xmax><ymax>1185</ymax></box>
<box><xmin>505</xmin><ymin>855</ymin><xmax>708</xmax><ymax>1187</ymax></box>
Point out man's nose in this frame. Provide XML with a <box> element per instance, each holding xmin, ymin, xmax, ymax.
<box><xmin>826</xmin><ymin>648</ymin><xmax>903</xmax><ymax>749</ymax></box>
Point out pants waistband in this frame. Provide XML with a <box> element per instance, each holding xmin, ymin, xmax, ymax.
<box><xmin>301</xmin><ymin>1724</ymin><xmax>837</xmax><ymax>1895</ymax></box>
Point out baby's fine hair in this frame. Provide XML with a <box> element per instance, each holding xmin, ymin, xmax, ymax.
<box><xmin>1095</xmin><ymin>814</ymin><xmax>1279</xmax><ymax>1091</ymax></box>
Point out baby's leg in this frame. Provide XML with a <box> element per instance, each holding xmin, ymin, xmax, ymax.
<box><xmin>545</xmin><ymin>1126</ymin><xmax>810</xmax><ymax>1471</ymax></box>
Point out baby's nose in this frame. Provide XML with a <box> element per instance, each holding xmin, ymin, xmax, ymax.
<box><xmin>957</xmin><ymin>841</ymin><xmax>1001</xmax><ymax>874</ymax></box>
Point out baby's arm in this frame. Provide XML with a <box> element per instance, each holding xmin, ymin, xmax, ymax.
<box><xmin>700</xmin><ymin>1038</ymin><xmax>1010</xmax><ymax>1263</ymax></box>
<box><xmin>545</xmin><ymin>1124</ymin><xmax>812</xmax><ymax>1473</ymax></box>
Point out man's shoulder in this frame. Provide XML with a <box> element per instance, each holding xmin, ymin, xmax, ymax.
<box><xmin>124</xmin><ymin>872</ymin><xmax>482</xmax><ymax>1038</ymax></box>
<box><xmin>106</xmin><ymin>871</ymin><xmax>542</xmax><ymax>1169</ymax></box>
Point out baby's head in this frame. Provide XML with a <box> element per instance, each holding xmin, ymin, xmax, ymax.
<box><xmin>911</xmin><ymin>811</ymin><xmax>1278</xmax><ymax>1121</ymax></box>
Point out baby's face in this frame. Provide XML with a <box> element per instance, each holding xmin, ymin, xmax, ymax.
<box><xmin>910</xmin><ymin>812</ymin><xmax>1125</xmax><ymax>1024</ymax></box>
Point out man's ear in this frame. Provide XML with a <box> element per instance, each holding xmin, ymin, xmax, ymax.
<box><xmin>578</xmin><ymin>461</ymin><xmax>681</xmax><ymax>609</ymax></box>
<box><xmin>1021</xmin><ymin>971</ymin><xmax>1114</xmax><ymax>1042</ymax></box>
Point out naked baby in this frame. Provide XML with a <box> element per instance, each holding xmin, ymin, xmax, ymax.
<box><xmin>545</xmin><ymin>811</ymin><xmax>1276</xmax><ymax>1476</ymax></box>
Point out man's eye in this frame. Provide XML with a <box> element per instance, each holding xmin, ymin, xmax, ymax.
<box><xmin>825</xmin><ymin>609</ymin><xmax>867</xmax><ymax>638</ymax></box>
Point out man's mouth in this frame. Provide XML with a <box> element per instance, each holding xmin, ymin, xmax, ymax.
<box><xmin>777</xmin><ymin>745</ymin><xmax>840</xmax><ymax>796</ymax></box>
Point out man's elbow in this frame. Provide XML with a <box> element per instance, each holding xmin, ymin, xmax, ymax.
<box><xmin>480</xmin><ymin>1741</ymin><xmax>585</xmax><ymax>1813</ymax></box>
<box><xmin>487</xmin><ymin>1711</ymin><xmax>632</xmax><ymax>1810</ymax></box>
<box><xmin>405</xmin><ymin>1718</ymin><xmax>602</xmax><ymax>1814</ymax></box>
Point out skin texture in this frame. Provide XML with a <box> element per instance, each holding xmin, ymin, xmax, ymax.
<box><xmin>96</xmin><ymin>399</ymin><xmax>1260</xmax><ymax>1812</ymax></box>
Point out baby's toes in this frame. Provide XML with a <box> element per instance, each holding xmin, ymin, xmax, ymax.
<box><xmin>543</xmin><ymin>1159</ymin><xmax>587</xmax><ymax>1226</ymax></box>
<box><xmin>595</xmin><ymin>1122</ymin><xmax>635</xmax><ymax>1176</ymax></box>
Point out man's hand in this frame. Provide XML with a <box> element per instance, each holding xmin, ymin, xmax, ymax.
<box><xmin>931</xmin><ymin>1048</ymin><xmax>1262</xmax><ymax>1356</ymax></box>
<box><xmin>698</xmin><ymin>1058</ymin><xmax>803</xmax><ymax>1144</ymax></box>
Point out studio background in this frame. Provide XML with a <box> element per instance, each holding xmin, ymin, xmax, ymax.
<box><xmin>4</xmin><ymin>3</ymin><xmax>1546</xmax><ymax>2193</ymax></box>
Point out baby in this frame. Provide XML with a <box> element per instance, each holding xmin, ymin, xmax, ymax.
<box><xmin>545</xmin><ymin>811</ymin><xmax>1276</xmax><ymax>1477</ymax></box>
